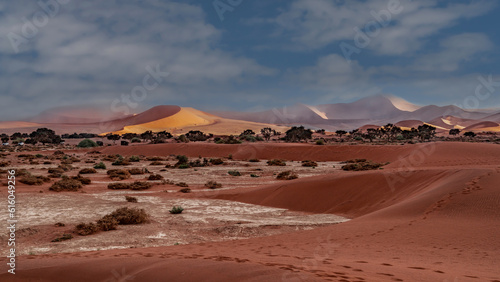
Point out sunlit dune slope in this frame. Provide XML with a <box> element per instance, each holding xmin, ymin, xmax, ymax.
<box><xmin>110</xmin><ymin>107</ymin><xmax>288</xmax><ymax>135</ymax></box>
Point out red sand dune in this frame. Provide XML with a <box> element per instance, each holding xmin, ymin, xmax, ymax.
<box><xmin>2</xmin><ymin>142</ymin><xmax>500</xmax><ymax>281</ymax></box>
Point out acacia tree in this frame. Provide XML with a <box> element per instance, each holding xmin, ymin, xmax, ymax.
<box><xmin>260</xmin><ymin>127</ymin><xmax>273</xmax><ymax>141</ymax></box>
<box><xmin>140</xmin><ymin>131</ymin><xmax>153</xmax><ymax>142</ymax></box>
<box><xmin>417</xmin><ymin>124</ymin><xmax>436</xmax><ymax>142</ymax></box>
<box><xmin>335</xmin><ymin>130</ymin><xmax>347</xmax><ymax>137</ymax></box>
<box><xmin>285</xmin><ymin>126</ymin><xmax>312</xmax><ymax>142</ymax></box>
<box><xmin>449</xmin><ymin>129</ymin><xmax>460</xmax><ymax>136</ymax></box>
<box><xmin>106</xmin><ymin>134</ymin><xmax>121</xmax><ymax>145</ymax></box>
<box><xmin>464</xmin><ymin>131</ymin><xmax>476</xmax><ymax>139</ymax></box>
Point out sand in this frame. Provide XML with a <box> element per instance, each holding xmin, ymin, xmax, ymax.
<box><xmin>1</xmin><ymin>142</ymin><xmax>499</xmax><ymax>281</ymax></box>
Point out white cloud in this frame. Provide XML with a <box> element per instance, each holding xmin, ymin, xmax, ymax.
<box><xmin>263</xmin><ymin>0</ymin><xmax>495</xmax><ymax>55</ymax></box>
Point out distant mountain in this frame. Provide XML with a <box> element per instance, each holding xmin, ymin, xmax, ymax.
<box><xmin>213</xmin><ymin>95</ymin><xmax>500</xmax><ymax>131</ymax></box>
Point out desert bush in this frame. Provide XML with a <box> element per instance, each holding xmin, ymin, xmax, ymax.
<box><xmin>79</xmin><ymin>168</ymin><xmax>97</xmax><ymax>174</ymax></box>
<box><xmin>276</xmin><ymin>170</ymin><xmax>298</xmax><ymax>180</ymax></box>
<box><xmin>54</xmin><ymin>222</ymin><xmax>65</xmax><ymax>227</ymax></box>
<box><xmin>96</xmin><ymin>217</ymin><xmax>119</xmax><ymax>231</ymax></box>
<box><xmin>179</xmin><ymin>188</ymin><xmax>191</xmax><ymax>193</ymax></box>
<box><xmin>343</xmin><ymin>159</ymin><xmax>367</xmax><ymax>163</ymax></box>
<box><xmin>248</xmin><ymin>159</ymin><xmax>260</xmax><ymax>162</ymax></box>
<box><xmin>128</xmin><ymin>156</ymin><xmax>140</xmax><ymax>162</ymax></box>
<box><xmin>301</xmin><ymin>160</ymin><xmax>317</xmax><ymax>167</ymax></box>
<box><xmin>148</xmin><ymin>174</ymin><xmax>164</xmax><ymax>180</ymax></box>
<box><xmin>315</xmin><ymin>139</ymin><xmax>325</xmax><ymax>145</ymax></box>
<box><xmin>49</xmin><ymin>178</ymin><xmax>83</xmax><ymax>192</ymax></box>
<box><xmin>94</xmin><ymin>162</ymin><xmax>106</xmax><ymax>169</ymax></box>
<box><xmin>169</xmin><ymin>206</ymin><xmax>184</xmax><ymax>214</ymax></box>
<box><xmin>267</xmin><ymin>159</ymin><xmax>286</xmax><ymax>166</ymax></box>
<box><xmin>75</xmin><ymin>222</ymin><xmax>99</xmax><ymax>236</ymax></box>
<box><xmin>125</xmin><ymin>196</ymin><xmax>138</xmax><ymax>203</ymax></box>
<box><xmin>72</xmin><ymin>175</ymin><xmax>91</xmax><ymax>185</ymax></box>
<box><xmin>112</xmin><ymin>157</ymin><xmax>130</xmax><ymax>166</ymax></box>
<box><xmin>127</xmin><ymin>168</ymin><xmax>145</xmax><ymax>175</ymax></box>
<box><xmin>146</xmin><ymin>156</ymin><xmax>164</xmax><ymax>161</ymax></box>
<box><xmin>107</xmin><ymin>169</ymin><xmax>131</xmax><ymax>180</ymax></box>
<box><xmin>341</xmin><ymin>160</ymin><xmax>384</xmax><ymax>171</ymax></box>
<box><xmin>53</xmin><ymin>150</ymin><xmax>65</xmax><ymax>155</ymax></box>
<box><xmin>102</xmin><ymin>207</ymin><xmax>149</xmax><ymax>225</ymax></box>
<box><xmin>130</xmin><ymin>181</ymin><xmax>152</xmax><ymax>190</ymax></box>
<box><xmin>48</xmin><ymin>167</ymin><xmax>64</xmax><ymax>178</ymax></box>
<box><xmin>150</xmin><ymin>161</ymin><xmax>164</xmax><ymax>165</ymax></box>
<box><xmin>131</xmin><ymin>137</ymin><xmax>141</xmax><ymax>143</ymax></box>
<box><xmin>19</xmin><ymin>174</ymin><xmax>50</xmax><ymax>185</ymax></box>
<box><xmin>205</xmin><ymin>180</ymin><xmax>222</xmax><ymax>189</ymax></box>
<box><xmin>228</xmin><ymin>170</ymin><xmax>241</xmax><ymax>176</ymax></box>
<box><xmin>176</xmin><ymin>182</ymin><xmax>189</xmax><ymax>187</ymax></box>
<box><xmin>209</xmin><ymin>158</ymin><xmax>224</xmax><ymax>165</ymax></box>
<box><xmin>175</xmin><ymin>155</ymin><xmax>188</xmax><ymax>166</ymax></box>
<box><xmin>250</xmin><ymin>174</ymin><xmax>260</xmax><ymax>178</ymax></box>
<box><xmin>51</xmin><ymin>234</ymin><xmax>73</xmax><ymax>242</ymax></box>
<box><xmin>177</xmin><ymin>164</ymin><xmax>190</xmax><ymax>169</ymax></box>
<box><xmin>0</xmin><ymin>161</ymin><xmax>10</xmax><ymax>167</ymax></box>
<box><xmin>108</xmin><ymin>182</ymin><xmax>130</xmax><ymax>190</ymax></box>
<box><xmin>77</xmin><ymin>139</ymin><xmax>98</xmax><ymax>148</ymax></box>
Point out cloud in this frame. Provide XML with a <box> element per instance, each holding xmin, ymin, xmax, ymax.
<box><xmin>258</xmin><ymin>0</ymin><xmax>495</xmax><ymax>55</ymax></box>
<box><xmin>0</xmin><ymin>0</ymin><xmax>275</xmax><ymax>120</ymax></box>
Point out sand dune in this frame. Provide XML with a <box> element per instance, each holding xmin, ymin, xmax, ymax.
<box><xmin>2</xmin><ymin>142</ymin><xmax>500</xmax><ymax>281</ymax></box>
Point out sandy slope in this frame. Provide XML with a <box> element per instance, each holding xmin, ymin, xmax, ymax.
<box><xmin>1</xmin><ymin>142</ymin><xmax>500</xmax><ymax>281</ymax></box>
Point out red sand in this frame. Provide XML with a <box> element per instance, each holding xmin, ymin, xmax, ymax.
<box><xmin>2</xmin><ymin>142</ymin><xmax>500</xmax><ymax>281</ymax></box>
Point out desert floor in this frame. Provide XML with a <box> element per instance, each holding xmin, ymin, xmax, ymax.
<box><xmin>0</xmin><ymin>142</ymin><xmax>499</xmax><ymax>281</ymax></box>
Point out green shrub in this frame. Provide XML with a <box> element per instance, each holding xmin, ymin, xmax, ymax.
<box><xmin>131</xmin><ymin>137</ymin><xmax>141</xmax><ymax>143</ymax></box>
<box><xmin>315</xmin><ymin>139</ymin><xmax>325</xmax><ymax>145</ymax></box>
<box><xmin>129</xmin><ymin>156</ymin><xmax>140</xmax><ymax>162</ymax></box>
<box><xmin>276</xmin><ymin>170</ymin><xmax>298</xmax><ymax>180</ymax></box>
<box><xmin>169</xmin><ymin>206</ymin><xmax>184</xmax><ymax>214</ymax></box>
<box><xmin>94</xmin><ymin>162</ymin><xmax>106</xmax><ymax>169</ymax></box>
<box><xmin>79</xmin><ymin>168</ymin><xmax>97</xmax><ymax>174</ymax></box>
<box><xmin>177</xmin><ymin>164</ymin><xmax>190</xmax><ymax>169</ymax></box>
<box><xmin>228</xmin><ymin>170</ymin><xmax>241</xmax><ymax>176</ymax></box>
<box><xmin>205</xmin><ymin>181</ymin><xmax>222</xmax><ymax>189</ymax></box>
<box><xmin>77</xmin><ymin>139</ymin><xmax>98</xmax><ymax>148</ymax></box>
<box><xmin>267</xmin><ymin>159</ymin><xmax>286</xmax><ymax>166</ymax></box>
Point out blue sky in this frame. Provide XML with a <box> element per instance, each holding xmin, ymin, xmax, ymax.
<box><xmin>1</xmin><ymin>0</ymin><xmax>499</xmax><ymax>120</ymax></box>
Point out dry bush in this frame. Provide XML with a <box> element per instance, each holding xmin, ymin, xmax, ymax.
<box><xmin>49</xmin><ymin>178</ymin><xmax>83</xmax><ymax>192</ymax></box>
<box><xmin>51</xmin><ymin>234</ymin><xmax>73</xmax><ymax>242</ymax></box>
<box><xmin>72</xmin><ymin>175</ymin><xmax>91</xmax><ymax>185</ymax></box>
<box><xmin>146</xmin><ymin>156</ymin><xmax>164</xmax><ymax>161</ymax></box>
<box><xmin>301</xmin><ymin>160</ymin><xmax>317</xmax><ymax>167</ymax></box>
<box><xmin>107</xmin><ymin>169</ymin><xmax>131</xmax><ymax>180</ymax></box>
<box><xmin>169</xmin><ymin>206</ymin><xmax>184</xmax><ymax>214</ymax></box>
<box><xmin>19</xmin><ymin>174</ymin><xmax>50</xmax><ymax>185</ymax></box>
<box><xmin>176</xmin><ymin>182</ymin><xmax>188</xmax><ymax>187</ymax></box>
<box><xmin>179</xmin><ymin>188</ymin><xmax>191</xmax><ymax>193</ymax></box>
<box><xmin>130</xmin><ymin>181</ymin><xmax>152</xmax><ymax>190</ymax></box>
<box><xmin>108</xmin><ymin>182</ymin><xmax>131</xmax><ymax>190</ymax></box>
<box><xmin>112</xmin><ymin>157</ymin><xmax>130</xmax><ymax>166</ymax></box>
<box><xmin>276</xmin><ymin>170</ymin><xmax>298</xmax><ymax>180</ymax></box>
<box><xmin>125</xmin><ymin>196</ymin><xmax>138</xmax><ymax>203</ymax></box>
<box><xmin>209</xmin><ymin>158</ymin><xmax>224</xmax><ymax>165</ymax></box>
<box><xmin>248</xmin><ymin>159</ymin><xmax>260</xmax><ymax>162</ymax></box>
<box><xmin>75</xmin><ymin>222</ymin><xmax>99</xmax><ymax>236</ymax></box>
<box><xmin>267</xmin><ymin>159</ymin><xmax>286</xmax><ymax>166</ymax></box>
<box><xmin>227</xmin><ymin>170</ymin><xmax>241</xmax><ymax>176</ymax></box>
<box><xmin>148</xmin><ymin>174</ymin><xmax>164</xmax><ymax>180</ymax></box>
<box><xmin>96</xmin><ymin>217</ymin><xmax>119</xmax><ymax>231</ymax></box>
<box><xmin>0</xmin><ymin>161</ymin><xmax>10</xmax><ymax>167</ymax></box>
<box><xmin>205</xmin><ymin>181</ymin><xmax>222</xmax><ymax>189</ymax></box>
<box><xmin>127</xmin><ymin>168</ymin><xmax>145</xmax><ymax>175</ymax></box>
<box><xmin>341</xmin><ymin>160</ymin><xmax>384</xmax><ymax>171</ymax></box>
<box><xmin>79</xmin><ymin>168</ymin><xmax>97</xmax><ymax>174</ymax></box>
<box><xmin>149</xmin><ymin>161</ymin><xmax>164</xmax><ymax>165</ymax></box>
<box><xmin>101</xmin><ymin>207</ymin><xmax>149</xmax><ymax>225</ymax></box>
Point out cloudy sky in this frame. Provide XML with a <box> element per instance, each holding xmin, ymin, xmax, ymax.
<box><xmin>1</xmin><ymin>0</ymin><xmax>499</xmax><ymax>120</ymax></box>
